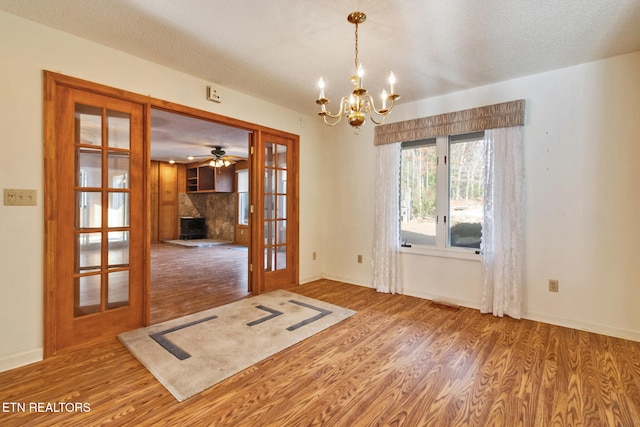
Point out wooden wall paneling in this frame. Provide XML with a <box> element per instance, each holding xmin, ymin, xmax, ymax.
<box><xmin>177</xmin><ymin>164</ymin><xmax>186</xmax><ymax>194</ymax></box>
<box><xmin>158</xmin><ymin>162</ymin><xmax>178</xmax><ymax>241</ymax></box>
<box><xmin>214</xmin><ymin>165</ymin><xmax>235</xmax><ymax>192</ymax></box>
<box><xmin>150</xmin><ymin>161</ymin><xmax>160</xmax><ymax>243</ymax></box>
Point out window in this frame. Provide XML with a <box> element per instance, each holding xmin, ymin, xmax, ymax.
<box><xmin>401</xmin><ymin>131</ymin><xmax>485</xmax><ymax>250</ymax></box>
<box><xmin>237</xmin><ymin>168</ymin><xmax>249</xmax><ymax>225</ymax></box>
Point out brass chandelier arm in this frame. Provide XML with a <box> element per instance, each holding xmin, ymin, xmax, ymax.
<box><xmin>318</xmin><ymin>97</ymin><xmax>352</xmax><ymax>125</ymax></box>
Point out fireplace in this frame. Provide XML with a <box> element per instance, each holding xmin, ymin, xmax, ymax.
<box><xmin>179</xmin><ymin>217</ymin><xmax>207</xmax><ymax>240</ymax></box>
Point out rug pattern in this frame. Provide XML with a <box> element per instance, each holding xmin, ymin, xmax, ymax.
<box><xmin>119</xmin><ymin>290</ymin><xmax>356</xmax><ymax>401</ymax></box>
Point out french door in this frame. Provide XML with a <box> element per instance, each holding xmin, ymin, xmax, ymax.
<box><xmin>257</xmin><ymin>132</ymin><xmax>298</xmax><ymax>292</ymax></box>
<box><xmin>46</xmin><ymin>83</ymin><xmax>145</xmax><ymax>353</ymax></box>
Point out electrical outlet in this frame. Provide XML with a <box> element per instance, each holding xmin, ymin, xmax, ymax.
<box><xmin>357</xmin><ymin>254</ymin><xmax>363</xmax><ymax>264</ymax></box>
<box><xmin>548</xmin><ymin>279</ymin><xmax>559</xmax><ymax>292</ymax></box>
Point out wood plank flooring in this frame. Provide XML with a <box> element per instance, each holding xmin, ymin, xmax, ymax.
<box><xmin>2</xmin><ymin>279</ymin><xmax>640</xmax><ymax>426</ymax></box>
<box><xmin>150</xmin><ymin>243</ymin><xmax>249</xmax><ymax>324</ymax></box>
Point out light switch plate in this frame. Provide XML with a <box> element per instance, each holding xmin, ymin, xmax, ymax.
<box><xmin>4</xmin><ymin>189</ymin><xmax>37</xmax><ymax>206</ymax></box>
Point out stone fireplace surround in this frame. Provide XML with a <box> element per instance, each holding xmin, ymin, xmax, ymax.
<box><xmin>178</xmin><ymin>192</ymin><xmax>236</xmax><ymax>242</ymax></box>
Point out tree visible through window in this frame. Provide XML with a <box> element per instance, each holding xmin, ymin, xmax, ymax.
<box><xmin>448</xmin><ymin>132</ymin><xmax>485</xmax><ymax>249</ymax></box>
<box><xmin>400</xmin><ymin>131</ymin><xmax>485</xmax><ymax>250</ymax></box>
<box><xmin>400</xmin><ymin>138</ymin><xmax>437</xmax><ymax>245</ymax></box>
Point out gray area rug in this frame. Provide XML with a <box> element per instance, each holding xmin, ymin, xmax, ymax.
<box><xmin>118</xmin><ymin>290</ymin><xmax>356</xmax><ymax>401</ymax></box>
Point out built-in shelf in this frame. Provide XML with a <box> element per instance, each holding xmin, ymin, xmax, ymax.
<box><xmin>185</xmin><ymin>162</ymin><xmax>235</xmax><ymax>193</ymax></box>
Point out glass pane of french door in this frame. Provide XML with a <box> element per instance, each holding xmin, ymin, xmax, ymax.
<box><xmin>74</xmin><ymin>105</ymin><xmax>132</xmax><ymax>317</ymax></box>
<box><xmin>264</xmin><ymin>142</ymin><xmax>288</xmax><ymax>271</ymax></box>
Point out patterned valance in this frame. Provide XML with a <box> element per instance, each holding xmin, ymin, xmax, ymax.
<box><xmin>374</xmin><ymin>99</ymin><xmax>526</xmax><ymax>145</ymax></box>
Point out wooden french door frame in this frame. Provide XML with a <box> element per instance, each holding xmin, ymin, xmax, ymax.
<box><xmin>44</xmin><ymin>73</ymin><xmax>150</xmax><ymax>356</ymax></box>
<box><xmin>251</xmin><ymin>130</ymin><xmax>300</xmax><ymax>292</ymax></box>
<box><xmin>44</xmin><ymin>72</ymin><xmax>299</xmax><ymax>357</ymax></box>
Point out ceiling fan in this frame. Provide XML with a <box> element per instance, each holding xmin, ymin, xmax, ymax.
<box><xmin>190</xmin><ymin>146</ymin><xmax>242</xmax><ymax>168</ymax></box>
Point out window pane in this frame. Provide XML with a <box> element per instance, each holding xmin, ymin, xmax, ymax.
<box><xmin>449</xmin><ymin>136</ymin><xmax>485</xmax><ymax>249</ymax></box>
<box><xmin>108</xmin><ymin>231</ymin><xmax>129</xmax><ymax>267</ymax></box>
<box><xmin>107</xmin><ymin>110</ymin><xmax>130</xmax><ymax>149</ymax></box>
<box><xmin>75</xmin><ymin>274</ymin><xmax>101</xmax><ymax>317</ymax></box>
<box><xmin>77</xmin><ymin>191</ymin><xmax>102</xmax><ymax>229</ymax></box>
<box><xmin>276</xmin><ymin>195</ymin><xmax>286</xmax><ymax>219</ymax></box>
<box><xmin>276</xmin><ymin>245</ymin><xmax>287</xmax><ymax>270</ymax></box>
<box><xmin>107</xmin><ymin>151</ymin><xmax>130</xmax><ymax>189</ymax></box>
<box><xmin>265</xmin><ymin>169</ymin><xmax>275</xmax><ymax>193</ymax></box>
<box><xmin>265</xmin><ymin>142</ymin><xmax>274</xmax><ymax>167</ymax></box>
<box><xmin>237</xmin><ymin>169</ymin><xmax>248</xmax><ymax>192</ymax></box>
<box><xmin>264</xmin><ymin>195</ymin><xmax>275</xmax><ymax>219</ymax></box>
<box><xmin>107</xmin><ymin>270</ymin><xmax>129</xmax><ymax>309</ymax></box>
<box><xmin>77</xmin><ymin>148</ymin><xmax>102</xmax><ymax>187</ymax></box>
<box><xmin>108</xmin><ymin>192</ymin><xmax>129</xmax><ymax>227</ymax></box>
<box><xmin>264</xmin><ymin>246</ymin><xmax>276</xmax><ymax>271</ymax></box>
<box><xmin>75</xmin><ymin>104</ymin><xmax>102</xmax><ymax>146</ymax></box>
<box><xmin>76</xmin><ymin>232</ymin><xmax>101</xmax><ymax>273</ymax></box>
<box><xmin>264</xmin><ymin>221</ymin><xmax>275</xmax><ymax>245</ymax></box>
<box><xmin>276</xmin><ymin>144</ymin><xmax>287</xmax><ymax>168</ymax></box>
<box><xmin>277</xmin><ymin>170</ymin><xmax>287</xmax><ymax>194</ymax></box>
<box><xmin>401</xmin><ymin>143</ymin><xmax>437</xmax><ymax>245</ymax></box>
<box><xmin>276</xmin><ymin>220</ymin><xmax>286</xmax><ymax>244</ymax></box>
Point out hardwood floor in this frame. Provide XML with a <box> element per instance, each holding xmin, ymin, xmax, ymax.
<box><xmin>2</xmin><ymin>279</ymin><xmax>640</xmax><ymax>426</ymax></box>
<box><xmin>150</xmin><ymin>243</ymin><xmax>250</xmax><ymax>324</ymax></box>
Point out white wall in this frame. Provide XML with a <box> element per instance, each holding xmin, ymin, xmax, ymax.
<box><xmin>322</xmin><ymin>51</ymin><xmax>640</xmax><ymax>341</ymax></box>
<box><xmin>0</xmin><ymin>11</ymin><xmax>326</xmax><ymax>371</ymax></box>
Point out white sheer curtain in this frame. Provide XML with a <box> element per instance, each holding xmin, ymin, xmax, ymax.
<box><xmin>372</xmin><ymin>142</ymin><xmax>402</xmax><ymax>294</ymax></box>
<box><xmin>481</xmin><ymin>127</ymin><xmax>525</xmax><ymax>318</ymax></box>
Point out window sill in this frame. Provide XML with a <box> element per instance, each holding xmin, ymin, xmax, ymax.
<box><xmin>399</xmin><ymin>245</ymin><xmax>481</xmax><ymax>262</ymax></box>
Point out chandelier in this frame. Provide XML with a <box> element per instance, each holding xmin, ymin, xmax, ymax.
<box><xmin>316</xmin><ymin>11</ymin><xmax>400</xmax><ymax>129</ymax></box>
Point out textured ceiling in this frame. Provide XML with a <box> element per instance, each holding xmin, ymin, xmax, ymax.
<box><xmin>2</xmin><ymin>0</ymin><xmax>640</xmax><ymax>161</ymax></box>
<box><xmin>2</xmin><ymin>0</ymin><xmax>639</xmax><ymax>114</ymax></box>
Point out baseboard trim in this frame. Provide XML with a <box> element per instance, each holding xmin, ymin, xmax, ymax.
<box><xmin>322</xmin><ymin>274</ymin><xmax>372</xmax><ymax>289</ymax></box>
<box><xmin>403</xmin><ymin>288</ymin><xmax>480</xmax><ymax>311</ymax></box>
<box><xmin>314</xmin><ymin>275</ymin><xmax>640</xmax><ymax>343</ymax></box>
<box><xmin>0</xmin><ymin>348</ymin><xmax>43</xmax><ymax>373</ymax></box>
<box><xmin>299</xmin><ymin>274</ymin><xmax>324</xmax><ymax>285</ymax></box>
<box><xmin>523</xmin><ymin>311</ymin><xmax>640</xmax><ymax>342</ymax></box>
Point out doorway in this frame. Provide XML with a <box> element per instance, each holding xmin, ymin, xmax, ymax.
<box><xmin>148</xmin><ymin>108</ymin><xmax>252</xmax><ymax>323</ymax></box>
<box><xmin>44</xmin><ymin>72</ymin><xmax>300</xmax><ymax>356</ymax></box>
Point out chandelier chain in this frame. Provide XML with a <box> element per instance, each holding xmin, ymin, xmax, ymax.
<box><xmin>354</xmin><ymin>22</ymin><xmax>359</xmax><ymax>70</ymax></box>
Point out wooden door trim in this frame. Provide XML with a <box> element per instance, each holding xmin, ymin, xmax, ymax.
<box><xmin>43</xmin><ymin>71</ymin><xmax>300</xmax><ymax>357</ymax></box>
<box><xmin>253</xmin><ymin>131</ymin><xmax>300</xmax><ymax>293</ymax></box>
<box><xmin>43</xmin><ymin>71</ymin><xmax>150</xmax><ymax>358</ymax></box>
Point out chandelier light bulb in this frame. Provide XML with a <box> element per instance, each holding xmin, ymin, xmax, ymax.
<box><xmin>381</xmin><ymin>89</ymin><xmax>388</xmax><ymax>110</ymax></box>
<box><xmin>318</xmin><ymin>78</ymin><xmax>325</xmax><ymax>99</ymax></box>
<box><xmin>389</xmin><ymin>71</ymin><xmax>396</xmax><ymax>94</ymax></box>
